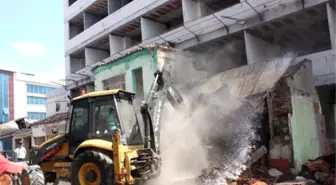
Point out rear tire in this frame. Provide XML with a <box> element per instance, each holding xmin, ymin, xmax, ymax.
<box><xmin>25</xmin><ymin>165</ymin><xmax>45</xmax><ymax>185</ymax></box>
<box><xmin>72</xmin><ymin>150</ymin><xmax>114</xmax><ymax>185</ymax></box>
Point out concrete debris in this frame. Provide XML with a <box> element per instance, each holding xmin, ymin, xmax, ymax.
<box><xmin>197</xmin><ymin>152</ymin><xmax>336</xmax><ymax>185</ymax></box>
<box><xmin>268</xmin><ymin>169</ymin><xmax>284</xmax><ymax>177</ymax></box>
<box><xmin>274</xmin><ymin>180</ymin><xmax>318</xmax><ymax>185</ymax></box>
<box><xmin>247</xmin><ymin>146</ymin><xmax>268</xmax><ymax>167</ymax></box>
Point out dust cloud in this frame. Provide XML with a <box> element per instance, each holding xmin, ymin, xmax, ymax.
<box><xmin>150</xmin><ymin>44</ymin><xmax>294</xmax><ymax>185</ymax></box>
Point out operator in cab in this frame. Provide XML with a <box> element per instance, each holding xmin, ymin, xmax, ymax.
<box><xmin>107</xmin><ymin>107</ymin><xmax>119</xmax><ymax>131</ymax></box>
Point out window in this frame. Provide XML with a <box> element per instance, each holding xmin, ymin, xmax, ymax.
<box><xmin>92</xmin><ymin>99</ymin><xmax>120</xmax><ymax>136</ymax></box>
<box><xmin>71</xmin><ymin>106</ymin><xmax>88</xmax><ymax>131</ymax></box>
<box><xmin>116</xmin><ymin>96</ymin><xmax>142</xmax><ymax>145</ymax></box>
<box><xmin>27</xmin><ymin>84</ymin><xmax>55</xmax><ymax>95</ymax></box>
<box><xmin>27</xmin><ymin>112</ymin><xmax>46</xmax><ymax>120</ymax></box>
<box><xmin>69</xmin><ymin>101</ymin><xmax>89</xmax><ymax>153</ymax></box>
<box><xmin>27</xmin><ymin>96</ymin><xmax>46</xmax><ymax>105</ymax></box>
<box><xmin>103</xmin><ymin>74</ymin><xmax>125</xmax><ymax>90</ymax></box>
<box><xmin>0</xmin><ymin>73</ymin><xmax>9</xmax><ymax>123</ymax></box>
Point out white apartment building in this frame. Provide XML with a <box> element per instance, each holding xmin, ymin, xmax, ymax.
<box><xmin>64</xmin><ymin>0</ymin><xmax>335</xmax><ymax>138</ymax></box>
<box><xmin>0</xmin><ymin>66</ymin><xmax>62</xmax><ymax>122</ymax></box>
<box><xmin>0</xmin><ymin>67</ymin><xmax>62</xmax><ymax>156</ymax></box>
<box><xmin>14</xmin><ymin>72</ymin><xmax>62</xmax><ymax>121</ymax></box>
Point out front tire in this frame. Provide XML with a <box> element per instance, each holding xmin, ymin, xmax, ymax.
<box><xmin>72</xmin><ymin>150</ymin><xmax>114</xmax><ymax>185</ymax></box>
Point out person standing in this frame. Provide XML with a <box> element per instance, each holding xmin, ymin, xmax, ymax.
<box><xmin>14</xmin><ymin>141</ymin><xmax>26</xmax><ymax>162</ymax></box>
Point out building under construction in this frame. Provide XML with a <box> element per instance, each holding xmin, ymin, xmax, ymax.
<box><xmin>62</xmin><ymin>0</ymin><xmax>335</xmax><ymax>150</ymax></box>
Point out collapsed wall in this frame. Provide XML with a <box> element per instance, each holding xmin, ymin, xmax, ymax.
<box><xmin>153</xmin><ymin>47</ymin><xmax>295</xmax><ymax>185</ymax></box>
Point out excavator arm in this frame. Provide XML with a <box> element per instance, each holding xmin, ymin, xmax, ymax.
<box><xmin>136</xmin><ymin>65</ymin><xmax>185</xmax><ymax>180</ymax></box>
<box><xmin>141</xmin><ymin>68</ymin><xmax>185</xmax><ymax>153</ymax></box>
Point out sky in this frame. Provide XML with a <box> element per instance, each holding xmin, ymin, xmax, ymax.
<box><xmin>0</xmin><ymin>1</ymin><xmax>65</xmax><ymax>83</ymax></box>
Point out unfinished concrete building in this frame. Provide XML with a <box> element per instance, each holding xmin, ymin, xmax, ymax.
<box><xmin>64</xmin><ymin>0</ymin><xmax>335</xmax><ymax>146</ymax></box>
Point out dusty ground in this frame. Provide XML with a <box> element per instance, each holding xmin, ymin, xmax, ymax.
<box><xmin>58</xmin><ymin>182</ymin><xmax>70</xmax><ymax>185</ymax></box>
<box><xmin>47</xmin><ymin>181</ymin><xmax>70</xmax><ymax>185</ymax></box>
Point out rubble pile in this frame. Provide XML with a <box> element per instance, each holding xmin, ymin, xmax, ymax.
<box><xmin>196</xmin><ymin>151</ymin><xmax>335</xmax><ymax>185</ymax></box>
<box><xmin>233</xmin><ymin>168</ymin><xmax>273</xmax><ymax>185</ymax></box>
<box><xmin>299</xmin><ymin>153</ymin><xmax>335</xmax><ymax>185</ymax></box>
<box><xmin>198</xmin><ymin>166</ymin><xmax>274</xmax><ymax>185</ymax></box>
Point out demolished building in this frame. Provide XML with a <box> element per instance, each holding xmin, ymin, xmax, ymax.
<box><xmin>91</xmin><ymin>45</ymin><xmax>331</xmax><ymax>173</ymax></box>
<box><xmin>194</xmin><ymin>58</ymin><xmax>329</xmax><ymax>173</ymax></box>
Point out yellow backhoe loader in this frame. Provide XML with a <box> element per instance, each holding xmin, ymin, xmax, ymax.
<box><xmin>27</xmin><ymin>63</ymin><xmax>185</xmax><ymax>185</ymax></box>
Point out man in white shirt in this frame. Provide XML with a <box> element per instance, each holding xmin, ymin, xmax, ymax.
<box><xmin>14</xmin><ymin>141</ymin><xmax>26</xmax><ymax>162</ymax></box>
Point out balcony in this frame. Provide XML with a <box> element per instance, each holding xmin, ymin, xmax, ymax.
<box><xmin>65</xmin><ymin>0</ymin><xmax>170</xmax><ymax>55</ymax></box>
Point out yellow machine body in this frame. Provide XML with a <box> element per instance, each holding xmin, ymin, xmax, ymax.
<box><xmin>32</xmin><ymin>89</ymin><xmax>148</xmax><ymax>185</ymax></box>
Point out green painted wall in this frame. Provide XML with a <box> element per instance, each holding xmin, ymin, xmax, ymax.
<box><xmin>93</xmin><ymin>49</ymin><xmax>157</xmax><ymax>98</ymax></box>
<box><xmin>289</xmin><ymin>95</ymin><xmax>323</xmax><ymax>172</ymax></box>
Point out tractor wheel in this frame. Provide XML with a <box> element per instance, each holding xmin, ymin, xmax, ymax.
<box><xmin>25</xmin><ymin>165</ymin><xmax>45</xmax><ymax>185</ymax></box>
<box><xmin>72</xmin><ymin>150</ymin><xmax>114</xmax><ymax>185</ymax></box>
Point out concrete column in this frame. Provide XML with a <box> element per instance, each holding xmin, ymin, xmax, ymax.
<box><xmin>85</xmin><ymin>47</ymin><xmax>109</xmax><ymax>66</ymax></box>
<box><xmin>141</xmin><ymin>17</ymin><xmax>168</xmax><ymax>40</ymax></box>
<box><xmin>63</xmin><ymin>0</ymin><xmax>69</xmax><ymax>9</ymax></box>
<box><xmin>64</xmin><ymin>22</ymin><xmax>70</xmax><ymax>42</ymax></box>
<box><xmin>327</xmin><ymin>3</ymin><xmax>336</xmax><ymax>50</ymax></box>
<box><xmin>109</xmin><ymin>34</ymin><xmax>132</xmax><ymax>55</ymax></box>
<box><xmin>244</xmin><ymin>31</ymin><xmax>281</xmax><ymax>64</ymax></box>
<box><xmin>182</xmin><ymin>0</ymin><xmax>208</xmax><ymax>22</ymax></box>
<box><xmin>108</xmin><ymin>0</ymin><xmax>122</xmax><ymax>14</ymax></box>
<box><xmin>86</xmin><ymin>84</ymin><xmax>95</xmax><ymax>92</ymax></box>
<box><xmin>84</xmin><ymin>12</ymin><xmax>104</xmax><ymax>30</ymax></box>
<box><xmin>65</xmin><ymin>56</ymin><xmax>71</xmax><ymax>77</ymax></box>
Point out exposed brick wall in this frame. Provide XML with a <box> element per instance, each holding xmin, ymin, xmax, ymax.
<box><xmin>8</xmin><ymin>73</ymin><xmax>14</xmax><ymax>120</ymax></box>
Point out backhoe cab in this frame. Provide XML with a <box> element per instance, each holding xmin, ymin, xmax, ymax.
<box><xmin>68</xmin><ymin>89</ymin><xmax>154</xmax><ymax>185</ymax></box>
<box><xmin>68</xmin><ymin>89</ymin><xmax>143</xmax><ymax>154</ymax></box>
